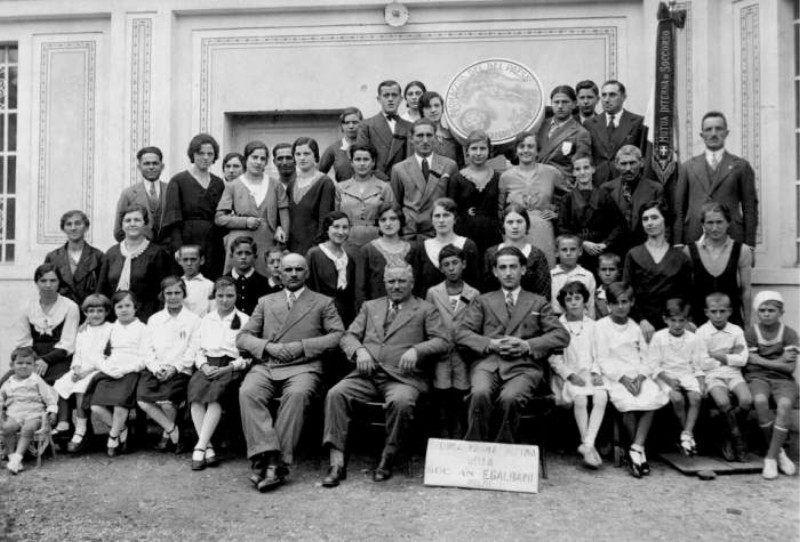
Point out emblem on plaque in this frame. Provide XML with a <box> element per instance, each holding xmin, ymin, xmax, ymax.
<box><xmin>444</xmin><ymin>59</ymin><xmax>545</xmax><ymax>149</ymax></box>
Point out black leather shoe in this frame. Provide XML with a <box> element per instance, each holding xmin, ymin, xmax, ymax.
<box><xmin>257</xmin><ymin>466</ymin><xmax>286</xmax><ymax>492</ymax></box>
<box><xmin>641</xmin><ymin>462</ymin><xmax>651</xmax><ymax>476</ymax></box>
<box><xmin>373</xmin><ymin>458</ymin><xmax>393</xmax><ymax>482</ymax></box>
<box><xmin>322</xmin><ymin>465</ymin><xmax>346</xmax><ymax>487</ymax></box>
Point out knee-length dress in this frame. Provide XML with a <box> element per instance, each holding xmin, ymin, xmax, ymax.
<box><xmin>549</xmin><ymin>315</ymin><xmax>604</xmax><ymax>405</ymax></box>
<box><xmin>15</xmin><ymin>295</ymin><xmax>80</xmax><ymax>385</ymax></box>
<box><xmin>163</xmin><ymin>170</ymin><xmax>226</xmax><ymax>278</ymax></box>
<box><xmin>188</xmin><ymin>308</ymin><xmax>251</xmax><ymax>404</ymax></box>
<box><xmin>53</xmin><ymin>322</ymin><xmax>113</xmax><ymax>399</ymax></box>
<box><xmin>88</xmin><ymin>319</ymin><xmax>147</xmax><ymax>408</ymax></box>
<box><xmin>355</xmin><ymin>238</ymin><xmax>411</xmax><ymax>308</ymax></box>
<box><xmin>447</xmin><ymin>170</ymin><xmax>502</xmax><ymax>256</ymax></box>
<box><xmin>287</xmin><ymin>173</ymin><xmax>336</xmax><ymax>255</ymax></box>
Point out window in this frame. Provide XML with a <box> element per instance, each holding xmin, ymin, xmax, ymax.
<box><xmin>0</xmin><ymin>44</ymin><xmax>17</xmax><ymax>262</ymax></box>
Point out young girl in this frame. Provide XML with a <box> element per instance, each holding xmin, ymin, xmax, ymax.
<box><xmin>595</xmin><ymin>252</ymin><xmax>621</xmax><ymax>319</ymax></box>
<box><xmin>648</xmin><ymin>298</ymin><xmax>705</xmax><ymax>456</ymax></box>
<box><xmin>1</xmin><ymin>347</ymin><xmax>58</xmax><ymax>474</ymax></box>
<box><xmin>52</xmin><ymin>294</ymin><xmax>113</xmax><ymax>453</ymax></box>
<box><xmin>187</xmin><ymin>276</ymin><xmax>251</xmax><ymax>471</ymax></box>
<box><xmin>595</xmin><ymin>282</ymin><xmax>669</xmax><ymax>478</ymax></box>
<box><xmin>137</xmin><ymin>276</ymin><xmax>201</xmax><ymax>454</ymax></box>
<box><xmin>88</xmin><ymin>291</ymin><xmax>147</xmax><ymax>457</ymax></box>
<box><xmin>549</xmin><ymin>281</ymin><xmax>607</xmax><ymax>468</ymax></box>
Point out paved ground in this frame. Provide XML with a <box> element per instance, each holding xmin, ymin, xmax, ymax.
<box><xmin>1</xmin><ymin>449</ymin><xmax>798</xmax><ymax>542</ymax></box>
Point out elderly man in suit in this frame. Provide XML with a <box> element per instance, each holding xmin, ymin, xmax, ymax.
<box><xmin>114</xmin><ymin>146</ymin><xmax>168</xmax><ymax>245</ymax></box>
<box><xmin>585</xmin><ymin>80</ymin><xmax>646</xmax><ymax>185</ymax></box>
<box><xmin>321</xmin><ymin>263</ymin><xmax>449</xmax><ymax>486</ymax></box>
<box><xmin>600</xmin><ymin>145</ymin><xmax>664</xmax><ymax>254</ymax></box>
<box><xmin>456</xmin><ymin>246</ymin><xmax>569</xmax><ymax>443</ymax></box>
<box><xmin>237</xmin><ymin>252</ymin><xmax>344</xmax><ymax>492</ymax></box>
<box><xmin>673</xmin><ymin>111</ymin><xmax>758</xmax><ymax>247</ymax></box>
<box><xmin>390</xmin><ymin>118</ymin><xmax>459</xmax><ymax>240</ymax></box>
<box><xmin>537</xmin><ymin>85</ymin><xmax>592</xmax><ymax>181</ymax></box>
<box><xmin>355</xmin><ymin>80</ymin><xmax>413</xmax><ymax>178</ymax></box>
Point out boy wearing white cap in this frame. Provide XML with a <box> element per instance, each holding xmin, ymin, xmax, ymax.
<box><xmin>744</xmin><ymin>291</ymin><xmax>799</xmax><ymax>479</ymax></box>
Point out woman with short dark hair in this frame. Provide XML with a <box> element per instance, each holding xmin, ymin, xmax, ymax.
<box><xmin>307</xmin><ymin>211</ymin><xmax>358</xmax><ymax>326</ymax></box>
<box><xmin>287</xmin><ymin>136</ymin><xmax>336</xmax><ymax>255</ymax></box>
<box><xmin>319</xmin><ymin>107</ymin><xmax>365</xmax><ymax>182</ymax></box>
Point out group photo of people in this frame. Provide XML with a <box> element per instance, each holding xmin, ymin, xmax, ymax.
<box><xmin>2</xmin><ymin>76</ymin><xmax>797</xmax><ymax>493</ymax></box>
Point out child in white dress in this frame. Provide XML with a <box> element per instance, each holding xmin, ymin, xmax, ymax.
<box><xmin>596</xmin><ymin>282</ymin><xmax>669</xmax><ymax>478</ymax></box>
<box><xmin>549</xmin><ymin>281</ymin><xmax>607</xmax><ymax>468</ymax></box>
<box><xmin>648</xmin><ymin>298</ymin><xmax>706</xmax><ymax>456</ymax></box>
<box><xmin>52</xmin><ymin>294</ymin><xmax>113</xmax><ymax>454</ymax></box>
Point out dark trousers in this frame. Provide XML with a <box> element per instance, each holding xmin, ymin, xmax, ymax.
<box><xmin>465</xmin><ymin>369</ymin><xmax>538</xmax><ymax>443</ymax></box>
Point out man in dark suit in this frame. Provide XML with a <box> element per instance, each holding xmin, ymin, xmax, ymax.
<box><xmin>237</xmin><ymin>252</ymin><xmax>345</xmax><ymax>492</ymax></box>
<box><xmin>114</xmin><ymin>146</ymin><xmax>168</xmax><ymax>244</ymax></box>
<box><xmin>600</xmin><ymin>145</ymin><xmax>664</xmax><ymax>254</ymax></box>
<box><xmin>585</xmin><ymin>80</ymin><xmax>646</xmax><ymax>185</ymax></box>
<box><xmin>390</xmin><ymin>118</ymin><xmax>459</xmax><ymax>240</ymax></box>
<box><xmin>321</xmin><ymin>263</ymin><xmax>449</xmax><ymax>486</ymax></box>
<box><xmin>575</xmin><ymin>80</ymin><xmax>600</xmax><ymax>126</ymax></box>
<box><xmin>672</xmin><ymin>111</ymin><xmax>758</xmax><ymax>247</ymax></box>
<box><xmin>355</xmin><ymin>80</ymin><xmax>413</xmax><ymax>178</ymax></box>
<box><xmin>455</xmin><ymin>247</ymin><xmax>569</xmax><ymax>443</ymax></box>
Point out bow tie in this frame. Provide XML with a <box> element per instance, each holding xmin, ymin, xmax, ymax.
<box><xmin>385</xmin><ymin>113</ymin><xmax>399</xmax><ymax>122</ymax></box>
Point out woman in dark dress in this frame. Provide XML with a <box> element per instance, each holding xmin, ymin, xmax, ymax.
<box><xmin>307</xmin><ymin>211</ymin><xmax>358</xmax><ymax>327</ymax></box>
<box><xmin>407</xmin><ymin>198</ymin><xmax>480</xmax><ymax>297</ymax></box>
<box><xmin>163</xmin><ymin>133</ymin><xmax>226</xmax><ymax>278</ymax></box>
<box><xmin>482</xmin><ymin>202</ymin><xmax>551</xmax><ymax>298</ymax></box>
<box><xmin>287</xmin><ymin>137</ymin><xmax>336</xmax><ymax>255</ymax></box>
<box><xmin>447</xmin><ymin>130</ymin><xmax>502</xmax><ymax>256</ymax></box>
<box><xmin>318</xmin><ymin>107</ymin><xmax>363</xmax><ymax>182</ymax></box>
<box><xmin>98</xmin><ymin>204</ymin><xmax>171</xmax><ymax>322</ymax></box>
<box><xmin>623</xmin><ymin>200</ymin><xmax>693</xmax><ymax>341</ymax></box>
<box><xmin>355</xmin><ymin>203</ymin><xmax>411</xmax><ymax>308</ymax></box>
<box><xmin>44</xmin><ymin>210</ymin><xmax>104</xmax><ymax>309</ymax></box>
<box><xmin>683</xmin><ymin>202</ymin><xmax>752</xmax><ymax>327</ymax></box>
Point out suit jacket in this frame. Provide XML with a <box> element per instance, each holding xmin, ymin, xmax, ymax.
<box><xmin>455</xmin><ymin>290</ymin><xmax>569</xmax><ymax>382</ymax></box>
<box><xmin>585</xmin><ymin>110</ymin><xmax>646</xmax><ymax>185</ymax></box>
<box><xmin>536</xmin><ymin>117</ymin><xmax>591</xmax><ymax>179</ymax></box>
<box><xmin>236</xmin><ymin>288</ymin><xmax>344</xmax><ymax>379</ymax></box>
<box><xmin>356</xmin><ymin>113</ymin><xmax>413</xmax><ymax>177</ymax></box>
<box><xmin>114</xmin><ymin>181</ymin><xmax>168</xmax><ymax>243</ymax></box>
<box><xmin>672</xmin><ymin>152</ymin><xmax>758</xmax><ymax>246</ymax></box>
<box><xmin>44</xmin><ymin>243</ymin><xmax>105</xmax><ymax>306</ymax></box>
<box><xmin>340</xmin><ymin>296</ymin><xmax>450</xmax><ymax>392</ymax></box>
<box><xmin>390</xmin><ymin>154</ymin><xmax>459</xmax><ymax>239</ymax></box>
<box><xmin>600</xmin><ymin>175</ymin><xmax>664</xmax><ymax>251</ymax></box>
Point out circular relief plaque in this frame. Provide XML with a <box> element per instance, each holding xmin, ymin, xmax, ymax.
<box><xmin>444</xmin><ymin>59</ymin><xmax>545</xmax><ymax>147</ymax></box>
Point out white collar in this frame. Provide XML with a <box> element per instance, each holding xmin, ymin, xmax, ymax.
<box><xmin>415</xmin><ymin>153</ymin><xmax>434</xmax><ymax>167</ymax></box>
<box><xmin>182</xmin><ymin>273</ymin><xmax>206</xmax><ymax>283</ymax></box>
<box><xmin>286</xmin><ymin>287</ymin><xmax>304</xmax><ymax>300</ymax></box>
<box><xmin>502</xmin><ymin>287</ymin><xmax>522</xmax><ymax>304</ymax></box>
<box><xmin>232</xmin><ymin>268</ymin><xmax>255</xmax><ymax>280</ymax></box>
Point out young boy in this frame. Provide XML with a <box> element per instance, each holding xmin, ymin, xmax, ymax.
<box><xmin>224</xmin><ymin>236</ymin><xmax>270</xmax><ymax>316</ymax></box>
<box><xmin>176</xmin><ymin>245</ymin><xmax>214</xmax><ymax>316</ymax></box>
<box><xmin>551</xmin><ymin>234</ymin><xmax>596</xmax><ymax>318</ymax></box>
<box><xmin>649</xmin><ymin>298</ymin><xmax>705</xmax><ymax>456</ymax></box>
<box><xmin>1</xmin><ymin>347</ymin><xmax>58</xmax><ymax>473</ymax></box>
<box><xmin>595</xmin><ymin>252</ymin><xmax>621</xmax><ymax>318</ymax></box>
<box><xmin>264</xmin><ymin>245</ymin><xmax>287</xmax><ymax>294</ymax></box>
<box><xmin>425</xmin><ymin>245</ymin><xmax>479</xmax><ymax>439</ymax></box>
<box><xmin>695</xmin><ymin>292</ymin><xmax>752</xmax><ymax>462</ymax></box>
<box><xmin>744</xmin><ymin>291</ymin><xmax>799</xmax><ymax>479</ymax></box>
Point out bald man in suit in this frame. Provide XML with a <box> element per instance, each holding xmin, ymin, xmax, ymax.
<box><xmin>237</xmin><ymin>253</ymin><xmax>344</xmax><ymax>492</ymax></box>
<box><xmin>673</xmin><ymin>111</ymin><xmax>758</xmax><ymax>246</ymax></box>
<box><xmin>584</xmin><ymin>80</ymin><xmax>646</xmax><ymax>185</ymax></box>
<box><xmin>356</xmin><ymin>80</ymin><xmax>413</xmax><ymax>178</ymax></box>
<box><xmin>321</xmin><ymin>264</ymin><xmax>449</xmax><ymax>486</ymax></box>
<box><xmin>456</xmin><ymin>246</ymin><xmax>568</xmax><ymax>443</ymax></box>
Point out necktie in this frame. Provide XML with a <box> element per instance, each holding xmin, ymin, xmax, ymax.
<box><xmin>606</xmin><ymin>115</ymin><xmax>615</xmax><ymax>137</ymax></box>
<box><xmin>421</xmin><ymin>158</ymin><xmax>430</xmax><ymax>182</ymax></box>
<box><xmin>148</xmin><ymin>182</ymin><xmax>157</xmax><ymax>200</ymax></box>
<box><xmin>450</xmin><ymin>297</ymin><xmax>459</xmax><ymax>312</ymax></box>
<box><xmin>505</xmin><ymin>291</ymin><xmax>515</xmax><ymax>317</ymax></box>
<box><xmin>385</xmin><ymin>302</ymin><xmax>399</xmax><ymax>331</ymax></box>
<box><xmin>710</xmin><ymin>154</ymin><xmax>720</xmax><ymax>171</ymax></box>
<box><xmin>548</xmin><ymin>121</ymin><xmax>558</xmax><ymax>139</ymax></box>
<box><xmin>287</xmin><ymin>292</ymin><xmax>297</xmax><ymax>310</ymax></box>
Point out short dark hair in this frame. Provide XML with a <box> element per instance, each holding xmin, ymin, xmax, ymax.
<box><xmin>111</xmin><ymin>290</ymin><xmax>139</xmax><ymax>310</ymax></box>
<box><xmin>211</xmin><ymin>276</ymin><xmax>238</xmax><ymax>300</ymax></box>
<box><xmin>34</xmin><ymin>263</ymin><xmax>61</xmax><ymax>284</ymax></box>
<box><xmin>377</xmin><ymin>80</ymin><xmax>401</xmax><ymax>95</ymax></box>
<box><xmin>601</xmin><ymin>80</ymin><xmax>627</xmax><ymax>95</ymax></box>
<box><xmin>432</xmin><ymin>197</ymin><xmax>458</xmax><ymax>215</ymax></box>
<box><xmin>81</xmin><ymin>293</ymin><xmax>112</xmax><ymax>314</ymax></box>
<box><xmin>339</xmin><ymin>107</ymin><xmax>363</xmax><ymax>123</ymax></box>
<box><xmin>349</xmin><ymin>142</ymin><xmax>378</xmax><ymax>162</ymax></box>
<box><xmin>550</xmin><ymin>85</ymin><xmax>577</xmax><ymax>102</ymax></box>
<box><xmin>555</xmin><ymin>233</ymin><xmax>582</xmax><ymax>249</ymax></box>
<box><xmin>137</xmin><ymin>146</ymin><xmax>163</xmax><ymax>161</ymax></box>
<box><xmin>494</xmin><ymin>246</ymin><xmax>527</xmax><ymax>268</ymax></box>
<box><xmin>439</xmin><ymin>244</ymin><xmax>465</xmax><ymax>265</ymax></box>
<box><xmin>700</xmin><ymin>201</ymin><xmax>732</xmax><ymax>224</ymax></box>
<box><xmin>243</xmin><ymin>140</ymin><xmax>270</xmax><ymax>169</ymax></box>
<box><xmin>403</xmin><ymin>80</ymin><xmax>427</xmax><ymax>97</ymax></box>
<box><xmin>177</xmin><ymin>244</ymin><xmax>204</xmax><ymax>259</ymax></box>
<box><xmin>230</xmin><ymin>236</ymin><xmax>256</xmax><ymax>254</ymax></box>
<box><xmin>663</xmin><ymin>297</ymin><xmax>691</xmax><ymax>318</ymax></box>
<box><xmin>158</xmin><ymin>275</ymin><xmax>187</xmax><ymax>303</ymax></box>
<box><xmin>412</xmin><ymin>117</ymin><xmax>437</xmax><ymax>134</ymax></box>
<box><xmin>186</xmin><ymin>133</ymin><xmax>219</xmax><ymax>163</ymax></box>
<box><xmin>222</xmin><ymin>152</ymin><xmax>244</xmax><ymax>169</ymax></box>
<box><xmin>374</xmin><ymin>202</ymin><xmax>405</xmax><ymax>232</ymax></box>
<box><xmin>420</xmin><ymin>91</ymin><xmax>443</xmax><ymax>111</ymax></box>
<box><xmin>606</xmin><ymin>281</ymin><xmax>634</xmax><ymax>304</ymax></box>
<box><xmin>575</xmin><ymin>80</ymin><xmax>599</xmax><ymax>97</ymax></box>
<box><xmin>464</xmin><ymin>130</ymin><xmax>492</xmax><ymax>152</ymax></box>
<box><xmin>272</xmin><ymin>143</ymin><xmax>293</xmax><ymax>159</ymax></box>
<box><xmin>11</xmin><ymin>346</ymin><xmax>35</xmax><ymax>362</ymax></box>
<box><xmin>60</xmin><ymin>210</ymin><xmax>90</xmax><ymax>230</ymax></box>
<box><xmin>701</xmin><ymin>111</ymin><xmax>728</xmax><ymax>129</ymax></box>
<box><xmin>513</xmin><ymin>131</ymin><xmax>537</xmax><ymax>150</ymax></box>
<box><xmin>638</xmin><ymin>199</ymin><xmax>670</xmax><ymax>224</ymax></box>
<box><xmin>292</xmin><ymin>136</ymin><xmax>320</xmax><ymax>162</ymax></box>
<box><xmin>318</xmin><ymin>210</ymin><xmax>351</xmax><ymax>243</ymax></box>
<box><xmin>502</xmin><ymin>202</ymin><xmax>531</xmax><ymax>234</ymax></box>
<box><xmin>557</xmin><ymin>280</ymin><xmax>590</xmax><ymax>306</ymax></box>
<box><xmin>571</xmin><ymin>152</ymin><xmax>594</xmax><ymax>166</ymax></box>
<box><xmin>121</xmin><ymin>203</ymin><xmax>150</xmax><ymax>225</ymax></box>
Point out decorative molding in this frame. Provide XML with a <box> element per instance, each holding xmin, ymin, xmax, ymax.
<box><xmin>129</xmin><ymin>17</ymin><xmax>153</xmax><ymax>185</ymax></box>
<box><xmin>739</xmin><ymin>4</ymin><xmax>761</xmax><ymax>245</ymax></box>
<box><xmin>198</xmin><ymin>27</ymin><xmax>619</xmax><ymax>132</ymax></box>
<box><xmin>36</xmin><ymin>41</ymin><xmax>97</xmax><ymax>244</ymax></box>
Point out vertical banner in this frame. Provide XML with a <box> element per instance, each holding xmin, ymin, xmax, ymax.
<box><xmin>651</xmin><ymin>2</ymin><xmax>686</xmax><ymax>185</ymax></box>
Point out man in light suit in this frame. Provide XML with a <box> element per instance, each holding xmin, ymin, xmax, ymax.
<box><xmin>600</xmin><ymin>145</ymin><xmax>664</xmax><ymax>254</ymax></box>
<box><xmin>390</xmin><ymin>118</ymin><xmax>459</xmax><ymax>240</ymax></box>
<box><xmin>113</xmin><ymin>146</ymin><xmax>168</xmax><ymax>245</ymax></box>
<box><xmin>585</xmin><ymin>80</ymin><xmax>646</xmax><ymax>185</ymax></box>
<box><xmin>321</xmin><ymin>264</ymin><xmax>449</xmax><ymax>486</ymax></box>
<box><xmin>456</xmin><ymin>247</ymin><xmax>569</xmax><ymax>443</ymax></box>
<box><xmin>355</xmin><ymin>80</ymin><xmax>413</xmax><ymax>178</ymax></box>
<box><xmin>536</xmin><ymin>85</ymin><xmax>592</xmax><ymax>180</ymax></box>
<box><xmin>237</xmin><ymin>253</ymin><xmax>344</xmax><ymax>492</ymax></box>
<box><xmin>673</xmin><ymin>111</ymin><xmax>758</xmax><ymax>247</ymax></box>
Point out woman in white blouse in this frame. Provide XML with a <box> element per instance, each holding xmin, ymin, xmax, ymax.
<box><xmin>136</xmin><ymin>276</ymin><xmax>201</xmax><ymax>454</ymax></box>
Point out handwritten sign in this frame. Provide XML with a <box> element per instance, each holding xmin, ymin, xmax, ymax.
<box><xmin>423</xmin><ymin>438</ymin><xmax>539</xmax><ymax>493</ymax></box>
